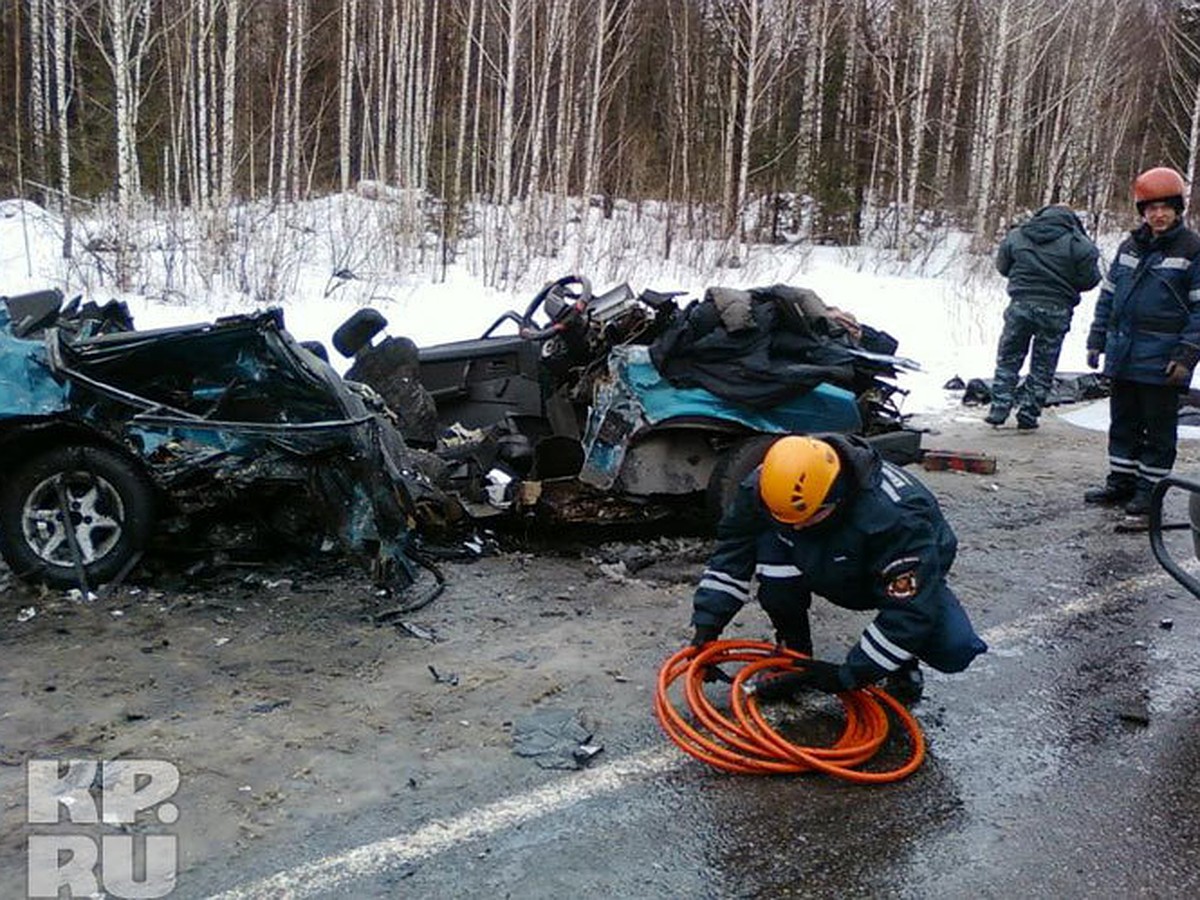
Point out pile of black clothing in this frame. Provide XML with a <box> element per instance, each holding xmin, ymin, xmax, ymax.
<box><xmin>953</xmin><ymin>373</ymin><xmax>1108</xmax><ymax>408</ymax></box>
<box><xmin>648</xmin><ymin>284</ymin><xmax>901</xmax><ymax>409</ymax></box>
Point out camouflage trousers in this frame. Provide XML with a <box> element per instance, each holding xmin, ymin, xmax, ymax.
<box><xmin>990</xmin><ymin>301</ymin><xmax>1072</xmax><ymax>424</ymax></box>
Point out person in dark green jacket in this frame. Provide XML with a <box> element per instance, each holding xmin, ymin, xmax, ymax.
<box><xmin>986</xmin><ymin>204</ymin><xmax>1101</xmax><ymax>430</ymax></box>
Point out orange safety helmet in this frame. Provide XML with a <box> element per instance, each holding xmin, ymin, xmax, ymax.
<box><xmin>758</xmin><ymin>435</ymin><xmax>842</xmax><ymax>526</ymax></box>
<box><xmin>1133</xmin><ymin>167</ymin><xmax>1187</xmax><ymax>212</ymax></box>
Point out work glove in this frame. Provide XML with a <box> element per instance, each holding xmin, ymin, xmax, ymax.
<box><xmin>751</xmin><ymin>659</ymin><xmax>847</xmax><ymax>702</ymax></box>
<box><xmin>1086</xmin><ymin>349</ymin><xmax>1101</xmax><ymax>370</ymax></box>
<box><xmin>1166</xmin><ymin>360</ymin><xmax>1192</xmax><ymax>387</ymax></box>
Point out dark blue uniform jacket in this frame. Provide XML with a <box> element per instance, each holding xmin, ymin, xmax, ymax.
<box><xmin>692</xmin><ymin>435</ymin><xmax>984</xmax><ymax>687</ymax></box>
<box><xmin>1086</xmin><ymin>221</ymin><xmax>1200</xmax><ymax>383</ymax></box>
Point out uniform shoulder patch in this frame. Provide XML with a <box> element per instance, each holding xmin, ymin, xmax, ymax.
<box><xmin>880</xmin><ymin>556</ymin><xmax>921</xmax><ymax>601</ymax></box>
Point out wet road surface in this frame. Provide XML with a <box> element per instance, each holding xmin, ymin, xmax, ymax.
<box><xmin>201</xmin><ymin>557</ymin><xmax>1200</xmax><ymax>899</ymax></box>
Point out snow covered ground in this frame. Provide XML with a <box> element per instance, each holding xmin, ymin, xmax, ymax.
<box><xmin>0</xmin><ymin>194</ymin><xmax>1177</xmax><ymax>436</ymax></box>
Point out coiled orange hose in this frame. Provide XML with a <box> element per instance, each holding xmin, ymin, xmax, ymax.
<box><xmin>654</xmin><ymin>639</ymin><xmax>925</xmax><ymax>782</ymax></box>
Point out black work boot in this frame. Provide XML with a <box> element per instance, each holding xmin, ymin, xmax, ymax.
<box><xmin>984</xmin><ymin>407</ymin><xmax>1009</xmax><ymax>426</ymax></box>
<box><xmin>1124</xmin><ymin>486</ymin><xmax>1153</xmax><ymax>517</ymax></box>
<box><xmin>1084</xmin><ymin>479</ymin><xmax>1136</xmax><ymax>506</ymax></box>
<box><xmin>883</xmin><ymin>661</ymin><xmax>924</xmax><ymax>705</ymax></box>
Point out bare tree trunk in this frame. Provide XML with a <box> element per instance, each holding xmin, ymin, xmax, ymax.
<box><xmin>582</xmin><ymin>0</ymin><xmax>607</xmax><ymax>206</ymax></box>
<box><xmin>195</xmin><ymin>0</ymin><xmax>213</xmax><ymax>207</ymax></box>
<box><xmin>553</xmin><ymin>0</ymin><xmax>578</xmax><ymax>249</ymax></box>
<box><xmin>667</xmin><ymin>0</ymin><xmax>692</xmax><ymax>234</ymax></box>
<box><xmin>289</xmin><ymin>0</ymin><xmax>307</xmax><ymax>201</ymax></box>
<box><xmin>469</xmin><ymin>0</ymin><xmax>485</xmax><ymax>200</ymax></box>
<box><xmin>277</xmin><ymin>2</ymin><xmax>296</xmax><ymax>202</ymax></box>
<box><xmin>452</xmin><ymin>0</ymin><xmax>477</xmax><ymax>211</ymax></box>
<box><xmin>933</xmin><ymin>0</ymin><xmax>967</xmax><ymax>212</ymax></box>
<box><xmin>972</xmin><ymin>0</ymin><xmax>1010</xmax><ymax>243</ymax></box>
<box><xmin>795</xmin><ymin>0</ymin><xmax>832</xmax><ymax>197</ymax></box>
<box><xmin>1000</xmin><ymin>4</ymin><xmax>1034</xmax><ymax>224</ymax></box>
<box><xmin>219</xmin><ymin>0</ymin><xmax>239</xmax><ymax>207</ymax></box>
<box><xmin>720</xmin><ymin>36</ymin><xmax>739</xmax><ymax>239</ymax></box>
<box><xmin>903</xmin><ymin>0</ymin><xmax>934</xmax><ymax>251</ymax></box>
<box><xmin>111</xmin><ymin>0</ymin><xmax>137</xmax><ymax>213</ymax></box>
<box><xmin>52</xmin><ymin>0</ymin><xmax>72</xmax><ymax>257</ymax></box>
<box><xmin>29</xmin><ymin>0</ymin><xmax>48</xmax><ymax>193</ymax></box>
<box><xmin>392</xmin><ymin>0</ymin><xmax>411</xmax><ymax>187</ymax></box>
<box><xmin>733</xmin><ymin>0</ymin><xmax>761</xmax><ymax>249</ymax></box>
<box><xmin>338</xmin><ymin>0</ymin><xmax>358</xmax><ymax>193</ymax></box>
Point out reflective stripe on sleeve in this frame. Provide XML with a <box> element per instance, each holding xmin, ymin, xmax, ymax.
<box><xmin>754</xmin><ymin>563</ymin><xmax>802</xmax><ymax>578</ymax></box>
<box><xmin>858</xmin><ymin>622</ymin><xmax>915</xmax><ymax>672</ymax></box>
<box><xmin>1158</xmin><ymin>257</ymin><xmax>1190</xmax><ymax>270</ymax></box>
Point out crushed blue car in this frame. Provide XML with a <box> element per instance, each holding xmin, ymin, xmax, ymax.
<box><xmin>0</xmin><ymin>289</ymin><xmax>438</xmax><ymax>591</ymax></box>
<box><xmin>335</xmin><ymin>275</ymin><xmax>922</xmax><ymax>524</ymax></box>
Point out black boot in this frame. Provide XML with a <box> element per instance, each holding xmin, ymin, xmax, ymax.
<box><xmin>883</xmin><ymin>661</ymin><xmax>924</xmax><ymax>704</ymax></box>
<box><xmin>1124</xmin><ymin>486</ymin><xmax>1153</xmax><ymax>517</ymax></box>
<box><xmin>984</xmin><ymin>407</ymin><xmax>1009</xmax><ymax>426</ymax></box>
<box><xmin>1084</xmin><ymin>479</ymin><xmax>1135</xmax><ymax>505</ymax></box>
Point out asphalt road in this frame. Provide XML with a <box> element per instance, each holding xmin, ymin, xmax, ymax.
<box><xmin>194</xmin><ymin>565</ymin><xmax>1200</xmax><ymax>899</ymax></box>
<box><xmin>8</xmin><ymin>411</ymin><xmax>1200</xmax><ymax>900</ymax></box>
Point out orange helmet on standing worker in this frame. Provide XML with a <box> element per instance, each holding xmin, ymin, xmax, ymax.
<box><xmin>758</xmin><ymin>435</ymin><xmax>841</xmax><ymax>526</ymax></box>
<box><xmin>1133</xmin><ymin>167</ymin><xmax>1187</xmax><ymax>214</ymax></box>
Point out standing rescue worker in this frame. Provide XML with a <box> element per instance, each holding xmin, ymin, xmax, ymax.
<box><xmin>689</xmin><ymin>434</ymin><xmax>987</xmax><ymax>702</ymax></box>
<box><xmin>987</xmin><ymin>205</ymin><xmax>1101</xmax><ymax>430</ymax></box>
<box><xmin>1085</xmin><ymin>167</ymin><xmax>1200</xmax><ymax>517</ymax></box>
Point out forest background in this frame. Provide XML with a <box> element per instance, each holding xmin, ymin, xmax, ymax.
<box><xmin>4</xmin><ymin>0</ymin><xmax>1200</xmax><ymax>305</ymax></box>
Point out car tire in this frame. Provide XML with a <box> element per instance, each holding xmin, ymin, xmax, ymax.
<box><xmin>705</xmin><ymin>435</ymin><xmax>778</xmax><ymax>523</ymax></box>
<box><xmin>0</xmin><ymin>445</ymin><xmax>156</xmax><ymax>588</ymax></box>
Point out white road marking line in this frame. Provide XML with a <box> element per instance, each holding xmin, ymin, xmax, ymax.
<box><xmin>978</xmin><ymin>571</ymin><xmax>1168</xmax><ymax>646</ymax></box>
<box><xmin>206</xmin><ymin>748</ymin><xmax>680</xmax><ymax>899</ymax></box>
<box><xmin>208</xmin><ymin>570</ymin><xmax>1169</xmax><ymax>899</ymax></box>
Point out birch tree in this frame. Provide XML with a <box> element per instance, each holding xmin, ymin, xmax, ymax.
<box><xmin>971</xmin><ymin>0</ymin><xmax>1011</xmax><ymax>243</ymax></box>
<box><xmin>219</xmin><ymin>0</ymin><xmax>239</xmax><ymax>208</ymax></box>
<box><xmin>29</xmin><ymin>0</ymin><xmax>49</xmax><ymax>192</ymax></box>
<box><xmin>53</xmin><ymin>0</ymin><xmax>72</xmax><ymax>256</ymax></box>
<box><xmin>338</xmin><ymin>0</ymin><xmax>359</xmax><ymax>193</ymax></box>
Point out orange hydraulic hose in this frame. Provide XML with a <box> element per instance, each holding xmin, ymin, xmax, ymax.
<box><xmin>654</xmin><ymin>639</ymin><xmax>925</xmax><ymax>782</ymax></box>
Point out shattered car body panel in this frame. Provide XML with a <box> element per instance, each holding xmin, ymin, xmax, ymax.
<box><xmin>337</xmin><ymin>276</ymin><xmax>923</xmax><ymax>524</ymax></box>
<box><xmin>0</xmin><ymin>319</ymin><xmax>70</xmax><ymax>416</ymax></box>
<box><xmin>578</xmin><ymin>345</ymin><xmax>863</xmax><ymax>490</ymax></box>
<box><xmin>0</xmin><ymin>292</ymin><xmax>425</xmax><ymax>589</ymax></box>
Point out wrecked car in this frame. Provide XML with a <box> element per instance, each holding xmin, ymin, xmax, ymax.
<box><xmin>0</xmin><ymin>289</ymin><xmax>436</xmax><ymax>590</ymax></box>
<box><xmin>334</xmin><ymin>275</ymin><xmax>922</xmax><ymax>524</ymax></box>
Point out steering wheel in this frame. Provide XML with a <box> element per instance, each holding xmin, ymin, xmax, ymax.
<box><xmin>519</xmin><ymin>275</ymin><xmax>593</xmax><ymax>341</ymax></box>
